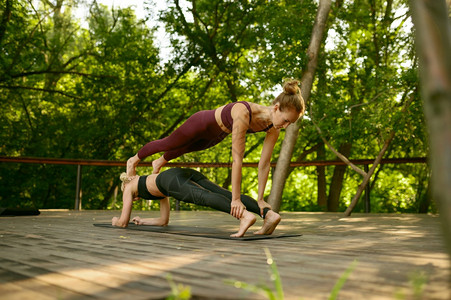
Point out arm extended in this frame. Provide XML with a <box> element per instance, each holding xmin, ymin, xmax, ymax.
<box><xmin>112</xmin><ymin>178</ymin><xmax>137</xmax><ymax>227</ymax></box>
<box><xmin>230</xmin><ymin>104</ymin><xmax>249</xmax><ymax>218</ymax></box>
<box><xmin>257</xmin><ymin>129</ymin><xmax>279</xmax><ymax>214</ymax></box>
<box><xmin>132</xmin><ymin>197</ymin><xmax>170</xmax><ymax>226</ymax></box>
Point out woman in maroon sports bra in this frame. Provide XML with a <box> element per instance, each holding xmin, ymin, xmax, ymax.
<box><xmin>126</xmin><ymin>80</ymin><xmax>305</xmax><ymax>219</ymax></box>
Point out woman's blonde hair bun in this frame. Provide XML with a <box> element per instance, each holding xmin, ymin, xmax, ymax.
<box><xmin>273</xmin><ymin>79</ymin><xmax>305</xmax><ymax>115</ymax></box>
<box><xmin>120</xmin><ymin>172</ymin><xmax>135</xmax><ymax>191</ymax></box>
<box><xmin>283</xmin><ymin>79</ymin><xmax>300</xmax><ymax>95</ymax></box>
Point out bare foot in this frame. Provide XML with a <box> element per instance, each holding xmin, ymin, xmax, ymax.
<box><xmin>254</xmin><ymin>210</ymin><xmax>281</xmax><ymax>235</ymax></box>
<box><xmin>230</xmin><ymin>211</ymin><xmax>256</xmax><ymax>238</ymax></box>
<box><xmin>152</xmin><ymin>156</ymin><xmax>168</xmax><ymax>174</ymax></box>
<box><xmin>127</xmin><ymin>155</ymin><xmax>140</xmax><ymax>177</ymax></box>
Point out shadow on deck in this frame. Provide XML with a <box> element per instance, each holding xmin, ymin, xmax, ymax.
<box><xmin>0</xmin><ymin>210</ymin><xmax>449</xmax><ymax>299</ymax></box>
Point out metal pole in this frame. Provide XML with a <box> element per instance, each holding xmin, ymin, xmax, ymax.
<box><xmin>75</xmin><ymin>164</ymin><xmax>82</xmax><ymax>210</ymax></box>
<box><xmin>364</xmin><ymin>164</ymin><xmax>371</xmax><ymax>213</ymax></box>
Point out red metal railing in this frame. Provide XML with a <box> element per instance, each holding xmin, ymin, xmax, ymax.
<box><xmin>0</xmin><ymin>156</ymin><xmax>428</xmax><ymax>211</ymax></box>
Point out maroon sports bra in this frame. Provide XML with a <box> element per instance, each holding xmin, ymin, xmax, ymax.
<box><xmin>220</xmin><ymin>101</ymin><xmax>273</xmax><ymax>133</ymax></box>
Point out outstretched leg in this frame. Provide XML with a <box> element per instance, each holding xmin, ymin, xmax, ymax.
<box><xmin>128</xmin><ymin>110</ymin><xmax>226</xmax><ymax>176</ymax></box>
<box><xmin>194</xmin><ymin>176</ymin><xmax>264</xmax><ymax>216</ymax></box>
<box><xmin>188</xmin><ymin>169</ymin><xmax>281</xmax><ymax>235</ymax></box>
<box><xmin>158</xmin><ymin>168</ymin><xmax>257</xmax><ymax>236</ymax></box>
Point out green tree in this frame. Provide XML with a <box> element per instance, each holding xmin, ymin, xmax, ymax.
<box><xmin>0</xmin><ymin>0</ymin><xmax>162</xmax><ymax>208</ymax></box>
<box><xmin>0</xmin><ymin>0</ymin><xmax>429</xmax><ymax>213</ymax></box>
<box><xmin>270</xmin><ymin>0</ymin><xmax>428</xmax><ymax>213</ymax></box>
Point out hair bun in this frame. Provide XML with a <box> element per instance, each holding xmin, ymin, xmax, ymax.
<box><xmin>120</xmin><ymin>172</ymin><xmax>134</xmax><ymax>191</ymax></box>
<box><xmin>273</xmin><ymin>79</ymin><xmax>305</xmax><ymax>114</ymax></box>
<box><xmin>120</xmin><ymin>172</ymin><xmax>129</xmax><ymax>182</ymax></box>
<box><xmin>283</xmin><ymin>80</ymin><xmax>300</xmax><ymax>95</ymax></box>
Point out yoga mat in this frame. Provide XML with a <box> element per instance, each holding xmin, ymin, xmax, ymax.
<box><xmin>93</xmin><ymin>223</ymin><xmax>301</xmax><ymax>240</ymax></box>
<box><xmin>0</xmin><ymin>207</ymin><xmax>40</xmax><ymax>217</ymax></box>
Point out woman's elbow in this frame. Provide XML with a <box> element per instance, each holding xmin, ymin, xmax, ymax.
<box><xmin>159</xmin><ymin>215</ymin><xmax>169</xmax><ymax>226</ymax></box>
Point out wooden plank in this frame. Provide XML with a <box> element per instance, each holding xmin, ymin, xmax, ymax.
<box><xmin>0</xmin><ymin>210</ymin><xmax>449</xmax><ymax>300</ymax></box>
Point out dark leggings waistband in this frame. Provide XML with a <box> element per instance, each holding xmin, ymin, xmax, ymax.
<box><xmin>138</xmin><ymin>176</ymin><xmax>165</xmax><ymax>200</ymax></box>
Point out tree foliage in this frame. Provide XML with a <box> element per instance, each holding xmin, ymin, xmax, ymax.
<box><xmin>0</xmin><ymin>0</ymin><xmax>430</xmax><ymax>213</ymax></box>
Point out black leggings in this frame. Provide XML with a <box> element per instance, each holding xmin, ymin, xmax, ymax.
<box><xmin>156</xmin><ymin>168</ymin><xmax>269</xmax><ymax>218</ymax></box>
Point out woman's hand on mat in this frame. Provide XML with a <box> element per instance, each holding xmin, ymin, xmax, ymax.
<box><xmin>230</xmin><ymin>199</ymin><xmax>246</xmax><ymax>219</ymax></box>
<box><xmin>112</xmin><ymin>216</ymin><xmax>127</xmax><ymax>228</ymax></box>
<box><xmin>257</xmin><ymin>200</ymin><xmax>272</xmax><ymax>216</ymax></box>
<box><xmin>132</xmin><ymin>216</ymin><xmax>144</xmax><ymax>225</ymax></box>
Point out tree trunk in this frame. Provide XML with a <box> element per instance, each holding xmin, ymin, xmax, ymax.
<box><xmin>0</xmin><ymin>0</ymin><xmax>11</xmax><ymax>46</ymax></box>
<box><xmin>327</xmin><ymin>143</ymin><xmax>352</xmax><ymax>211</ymax></box>
<box><xmin>418</xmin><ymin>177</ymin><xmax>431</xmax><ymax>214</ymax></box>
<box><xmin>410</xmin><ymin>0</ymin><xmax>451</xmax><ymax>258</ymax></box>
<box><xmin>344</xmin><ymin>93</ymin><xmax>413</xmax><ymax>216</ymax></box>
<box><xmin>268</xmin><ymin>0</ymin><xmax>332</xmax><ymax>212</ymax></box>
<box><xmin>316</xmin><ymin>142</ymin><xmax>327</xmax><ymax>210</ymax></box>
<box><xmin>45</xmin><ymin>0</ymin><xmax>65</xmax><ymax>90</ymax></box>
<box><xmin>101</xmin><ymin>178</ymin><xmax>121</xmax><ymax>209</ymax></box>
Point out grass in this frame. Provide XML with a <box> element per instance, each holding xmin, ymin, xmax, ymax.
<box><xmin>224</xmin><ymin>248</ymin><xmax>285</xmax><ymax>300</ymax></box>
<box><xmin>165</xmin><ymin>249</ymin><xmax>428</xmax><ymax>300</ymax></box>
<box><xmin>328</xmin><ymin>259</ymin><xmax>358</xmax><ymax>300</ymax></box>
<box><xmin>165</xmin><ymin>273</ymin><xmax>192</xmax><ymax>300</ymax></box>
<box><xmin>225</xmin><ymin>248</ymin><xmax>358</xmax><ymax>300</ymax></box>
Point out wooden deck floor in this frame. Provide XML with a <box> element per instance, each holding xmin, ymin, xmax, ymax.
<box><xmin>0</xmin><ymin>210</ymin><xmax>450</xmax><ymax>300</ymax></box>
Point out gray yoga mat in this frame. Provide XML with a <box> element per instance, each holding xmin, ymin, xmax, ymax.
<box><xmin>93</xmin><ymin>223</ymin><xmax>301</xmax><ymax>240</ymax></box>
